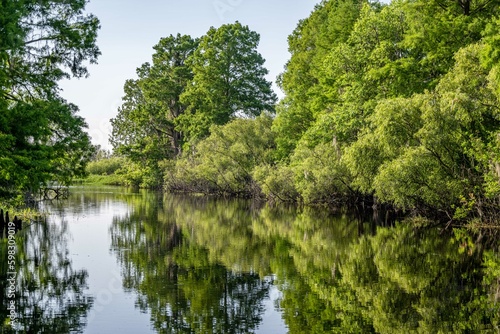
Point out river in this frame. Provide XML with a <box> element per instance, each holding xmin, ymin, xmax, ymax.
<box><xmin>1</xmin><ymin>186</ymin><xmax>499</xmax><ymax>333</ymax></box>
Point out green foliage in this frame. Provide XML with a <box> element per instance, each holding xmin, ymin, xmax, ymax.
<box><xmin>271</xmin><ymin>101</ymin><xmax>314</xmax><ymax>162</ymax></box>
<box><xmin>81</xmin><ymin>155</ymin><xmax>127</xmax><ymax>186</ymax></box>
<box><xmin>0</xmin><ymin>0</ymin><xmax>99</xmax><ymax>197</ymax></box>
<box><xmin>106</xmin><ymin>0</ymin><xmax>500</xmax><ymax>221</ymax></box>
<box><xmin>253</xmin><ymin>163</ymin><xmax>299</xmax><ymax>202</ymax></box>
<box><xmin>119</xmin><ymin>159</ymin><xmax>162</xmax><ymax>188</ymax></box>
<box><xmin>177</xmin><ymin>22</ymin><xmax>277</xmax><ymax>142</ymax></box>
<box><xmin>82</xmin><ymin>154</ymin><xmax>162</xmax><ymax>188</ymax></box>
<box><xmin>257</xmin><ymin>0</ymin><xmax>500</xmax><ymax>221</ymax></box>
<box><xmin>0</xmin><ymin>98</ymin><xmax>94</xmax><ymax>195</ymax></box>
<box><xmin>0</xmin><ymin>0</ymin><xmax>100</xmax><ymax>94</ymax></box>
<box><xmin>482</xmin><ymin>17</ymin><xmax>500</xmax><ymax>100</ymax></box>
<box><xmin>290</xmin><ymin>142</ymin><xmax>354</xmax><ymax>204</ymax></box>
<box><xmin>111</xmin><ymin>34</ymin><xmax>198</xmax><ymax>159</ymax></box>
<box><xmin>110</xmin><ymin>34</ymin><xmax>199</xmax><ymax>188</ymax></box>
<box><xmin>75</xmin><ymin>174</ymin><xmax>124</xmax><ymax>186</ymax></box>
<box><xmin>86</xmin><ymin>156</ymin><xmax>124</xmax><ymax>176</ymax></box>
<box><xmin>166</xmin><ymin>114</ymin><xmax>275</xmax><ymax>196</ymax></box>
<box><xmin>112</xmin><ymin>24</ymin><xmax>277</xmax><ymax>190</ymax></box>
<box><xmin>273</xmin><ymin>0</ymin><xmax>365</xmax><ymax>158</ymax></box>
<box><xmin>364</xmin><ymin>44</ymin><xmax>500</xmax><ymax>215</ymax></box>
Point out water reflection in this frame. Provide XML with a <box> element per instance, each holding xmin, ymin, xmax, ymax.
<box><xmin>110</xmin><ymin>192</ymin><xmax>500</xmax><ymax>333</ymax></box>
<box><xmin>0</xmin><ymin>217</ymin><xmax>93</xmax><ymax>333</ymax></box>
<box><xmin>110</xmin><ymin>196</ymin><xmax>273</xmax><ymax>333</ymax></box>
<box><xmin>3</xmin><ymin>187</ymin><xmax>498</xmax><ymax>333</ymax></box>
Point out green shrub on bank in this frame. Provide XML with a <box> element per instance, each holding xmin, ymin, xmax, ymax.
<box><xmin>83</xmin><ymin>156</ymin><xmax>162</xmax><ymax>188</ymax></box>
<box><xmin>86</xmin><ymin>156</ymin><xmax>125</xmax><ymax>175</ymax></box>
<box><xmin>252</xmin><ymin>164</ymin><xmax>299</xmax><ymax>202</ymax></box>
<box><xmin>118</xmin><ymin>160</ymin><xmax>163</xmax><ymax>189</ymax></box>
<box><xmin>165</xmin><ymin>114</ymin><xmax>275</xmax><ymax>196</ymax></box>
<box><xmin>290</xmin><ymin>142</ymin><xmax>355</xmax><ymax>204</ymax></box>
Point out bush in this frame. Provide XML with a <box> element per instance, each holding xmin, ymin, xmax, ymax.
<box><xmin>290</xmin><ymin>142</ymin><xmax>355</xmax><ymax>204</ymax></box>
<box><xmin>165</xmin><ymin>114</ymin><xmax>275</xmax><ymax>196</ymax></box>
<box><xmin>86</xmin><ymin>157</ymin><xmax>125</xmax><ymax>175</ymax></box>
<box><xmin>253</xmin><ymin>164</ymin><xmax>299</xmax><ymax>202</ymax></box>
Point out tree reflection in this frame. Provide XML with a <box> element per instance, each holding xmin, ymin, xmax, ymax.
<box><xmin>0</xmin><ymin>219</ymin><xmax>93</xmax><ymax>333</ymax></box>
<box><xmin>252</xmin><ymin>206</ymin><xmax>374</xmax><ymax>333</ymax></box>
<box><xmin>266</xmin><ymin>217</ymin><xmax>500</xmax><ymax>333</ymax></box>
<box><xmin>110</xmin><ymin>195</ymin><xmax>272</xmax><ymax>333</ymax></box>
<box><xmin>47</xmin><ymin>185</ymin><xmax>154</xmax><ymax>217</ymax></box>
<box><xmin>109</xmin><ymin>190</ymin><xmax>500</xmax><ymax>333</ymax></box>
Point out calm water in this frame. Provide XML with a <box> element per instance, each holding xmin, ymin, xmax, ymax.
<box><xmin>1</xmin><ymin>186</ymin><xmax>499</xmax><ymax>333</ymax></box>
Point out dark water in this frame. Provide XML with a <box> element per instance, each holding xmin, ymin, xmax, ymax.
<box><xmin>1</xmin><ymin>186</ymin><xmax>499</xmax><ymax>333</ymax></box>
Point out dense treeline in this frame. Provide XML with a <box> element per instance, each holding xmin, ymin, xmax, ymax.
<box><xmin>0</xmin><ymin>0</ymin><xmax>100</xmax><ymax>202</ymax></box>
<box><xmin>111</xmin><ymin>0</ymin><xmax>500</xmax><ymax>223</ymax></box>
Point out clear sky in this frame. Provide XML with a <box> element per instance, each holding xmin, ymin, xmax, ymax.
<box><xmin>59</xmin><ymin>0</ymin><xmax>320</xmax><ymax>151</ymax></box>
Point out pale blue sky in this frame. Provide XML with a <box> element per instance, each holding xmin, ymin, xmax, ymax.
<box><xmin>59</xmin><ymin>0</ymin><xmax>319</xmax><ymax>150</ymax></box>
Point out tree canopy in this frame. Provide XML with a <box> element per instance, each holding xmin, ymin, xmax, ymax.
<box><xmin>111</xmin><ymin>22</ymin><xmax>276</xmax><ymax>188</ymax></box>
<box><xmin>177</xmin><ymin>21</ymin><xmax>277</xmax><ymax>142</ymax></box>
<box><xmin>107</xmin><ymin>0</ymin><xmax>500</xmax><ymax>223</ymax></box>
<box><xmin>260</xmin><ymin>0</ymin><xmax>500</xmax><ymax>220</ymax></box>
<box><xmin>111</xmin><ymin>34</ymin><xmax>199</xmax><ymax>160</ymax></box>
<box><xmin>0</xmin><ymin>0</ymin><xmax>100</xmax><ymax>198</ymax></box>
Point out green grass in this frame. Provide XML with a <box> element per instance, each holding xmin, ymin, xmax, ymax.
<box><xmin>73</xmin><ymin>174</ymin><xmax>125</xmax><ymax>186</ymax></box>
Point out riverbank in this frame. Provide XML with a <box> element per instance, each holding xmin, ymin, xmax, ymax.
<box><xmin>73</xmin><ymin>174</ymin><xmax>125</xmax><ymax>186</ymax></box>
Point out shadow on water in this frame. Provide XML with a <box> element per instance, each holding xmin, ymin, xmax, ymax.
<box><xmin>108</xmin><ymin>190</ymin><xmax>500</xmax><ymax>333</ymax></box>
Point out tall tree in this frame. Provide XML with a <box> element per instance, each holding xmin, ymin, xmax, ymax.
<box><xmin>110</xmin><ymin>34</ymin><xmax>198</xmax><ymax>186</ymax></box>
<box><xmin>176</xmin><ymin>21</ymin><xmax>277</xmax><ymax>142</ymax></box>
<box><xmin>110</xmin><ymin>35</ymin><xmax>198</xmax><ymax>156</ymax></box>
<box><xmin>0</xmin><ymin>98</ymin><xmax>93</xmax><ymax>195</ymax></box>
<box><xmin>0</xmin><ymin>0</ymin><xmax>100</xmax><ymax>196</ymax></box>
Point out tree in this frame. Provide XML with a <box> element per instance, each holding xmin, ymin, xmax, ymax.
<box><xmin>344</xmin><ymin>44</ymin><xmax>500</xmax><ymax>218</ymax></box>
<box><xmin>110</xmin><ymin>35</ymin><xmax>198</xmax><ymax>187</ymax></box>
<box><xmin>111</xmin><ymin>34</ymin><xmax>198</xmax><ymax>158</ymax></box>
<box><xmin>0</xmin><ymin>98</ymin><xmax>93</xmax><ymax>195</ymax></box>
<box><xmin>252</xmin><ymin>0</ymin><xmax>500</xmax><ymax>217</ymax></box>
<box><xmin>398</xmin><ymin>0</ymin><xmax>499</xmax><ymax>90</ymax></box>
<box><xmin>176</xmin><ymin>21</ymin><xmax>277</xmax><ymax>142</ymax></box>
<box><xmin>0</xmin><ymin>0</ymin><xmax>100</xmax><ymax>98</ymax></box>
<box><xmin>0</xmin><ymin>0</ymin><xmax>100</xmax><ymax>196</ymax></box>
<box><xmin>273</xmin><ymin>0</ymin><xmax>366</xmax><ymax>160</ymax></box>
